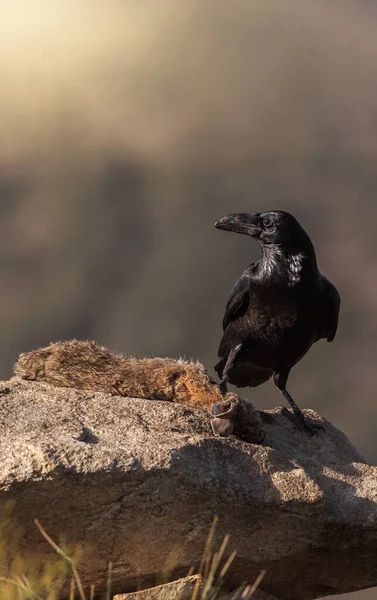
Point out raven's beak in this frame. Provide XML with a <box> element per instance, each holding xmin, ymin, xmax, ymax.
<box><xmin>214</xmin><ymin>213</ymin><xmax>260</xmax><ymax>237</ymax></box>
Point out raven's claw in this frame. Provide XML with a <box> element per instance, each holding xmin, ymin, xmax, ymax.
<box><xmin>279</xmin><ymin>407</ymin><xmax>325</xmax><ymax>436</ymax></box>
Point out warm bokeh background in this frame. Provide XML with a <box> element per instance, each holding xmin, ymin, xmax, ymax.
<box><xmin>1</xmin><ymin>2</ymin><xmax>376</xmax><ymax>597</ymax></box>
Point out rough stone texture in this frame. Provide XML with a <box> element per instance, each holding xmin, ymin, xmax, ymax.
<box><xmin>113</xmin><ymin>575</ymin><xmax>203</xmax><ymax>599</ymax></box>
<box><xmin>0</xmin><ymin>378</ymin><xmax>377</xmax><ymax>600</ymax></box>
<box><xmin>112</xmin><ymin>575</ymin><xmax>276</xmax><ymax>600</ymax></box>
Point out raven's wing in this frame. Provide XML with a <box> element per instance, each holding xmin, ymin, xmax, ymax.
<box><xmin>222</xmin><ymin>265</ymin><xmax>298</xmax><ymax>332</ymax></box>
<box><xmin>317</xmin><ymin>275</ymin><xmax>341</xmax><ymax>342</ymax></box>
<box><xmin>222</xmin><ymin>274</ymin><xmax>251</xmax><ymax>331</ymax></box>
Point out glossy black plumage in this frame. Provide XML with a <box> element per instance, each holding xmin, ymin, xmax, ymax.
<box><xmin>214</xmin><ymin>210</ymin><xmax>340</xmax><ymax>434</ymax></box>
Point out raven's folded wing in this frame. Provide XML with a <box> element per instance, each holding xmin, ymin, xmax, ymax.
<box><xmin>222</xmin><ymin>275</ymin><xmax>251</xmax><ymax>331</ymax></box>
<box><xmin>317</xmin><ymin>276</ymin><xmax>341</xmax><ymax>342</ymax></box>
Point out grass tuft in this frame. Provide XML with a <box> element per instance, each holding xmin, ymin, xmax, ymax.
<box><xmin>0</xmin><ymin>515</ymin><xmax>266</xmax><ymax>599</ymax></box>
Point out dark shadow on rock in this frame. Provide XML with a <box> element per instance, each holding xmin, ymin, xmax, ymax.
<box><xmin>75</xmin><ymin>426</ymin><xmax>100</xmax><ymax>444</ymax></box>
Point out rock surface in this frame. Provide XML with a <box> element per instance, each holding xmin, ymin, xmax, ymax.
<box><xmin>113</xmin><ymin>575</ymin><xmax>203</xmax><ymax>600</ymax></box>
<box><xmin>112</xmin><ymin>575</ymin><xmax>276</xmax><ymax>600</ymax></box>
<box><xmin>0</xmin><ymin>378</ymin><xmax>377</xmax><ymax>599</ymax></box>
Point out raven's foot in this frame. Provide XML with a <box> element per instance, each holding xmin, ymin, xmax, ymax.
<box><xmin>278</xmin><ymin>406</ymin><xmax>325</xmax><ymax>436</ymax></box>
<box><xmin>211</xmin><ymin>394</ymin><xmax>265</xmax><ymax>444</ymax></box>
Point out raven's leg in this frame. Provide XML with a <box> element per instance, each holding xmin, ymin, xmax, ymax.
<box><xmin>219</xmin><ymin>343</ymin><xmax>242</xmax><ymax>395</ymax></box>
<box><xmin>273</xmin><ymin>370</ymin><xmax>324</xmax><ymax>435</ymax></box>
<box><xmin>273</xmin><ymin>370</ymin><xmax>304</xmax><ymax>418</ymax></box>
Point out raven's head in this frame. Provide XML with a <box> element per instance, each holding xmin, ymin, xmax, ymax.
<box><xmin>214</xmin><ymin>210</ymin><xmax>313</xmax><ymax>252</ymax></box>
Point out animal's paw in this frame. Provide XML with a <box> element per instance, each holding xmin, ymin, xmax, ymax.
<box><xmin>211</xmin><ymin>394</ymin><xmax>265</xmax><ymax>444</ymax></box>
<box><xmin>211</xmin><ymin>394</ymin><xmax>239</xmax><ymax>418</ymax></box>
<box><xmin>211</xmin><ymin>417</ymin><xmax>234</xmax><ymax>437</ymax></box>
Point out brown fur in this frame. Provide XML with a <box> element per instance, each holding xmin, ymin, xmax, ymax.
<box><xmin>15</xmin><ymin>340</ymin><xmax>229</xmax><ymax>410</ymax></box>
<box><xmin>14</xmin><ymin>340</ymin><xmax>265</xmax><ymax>443</ymax></box>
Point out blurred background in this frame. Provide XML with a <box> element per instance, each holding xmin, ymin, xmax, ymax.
<box><xmin>0</xmin><ymin>2</ymin><xmax>376</xmax><ymax>597</ymax></box>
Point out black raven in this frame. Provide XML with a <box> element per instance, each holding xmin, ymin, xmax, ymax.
<box><xmin>213</xmin><ymin>210</ymin><xmax>340</xmax><ymax>435</ymax></box>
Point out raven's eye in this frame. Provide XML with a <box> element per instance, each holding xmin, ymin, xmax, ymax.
<box><xmin>263</xmin><ymin>218</ymin><xmax>273</xmax><ymax>228</ymax></box>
